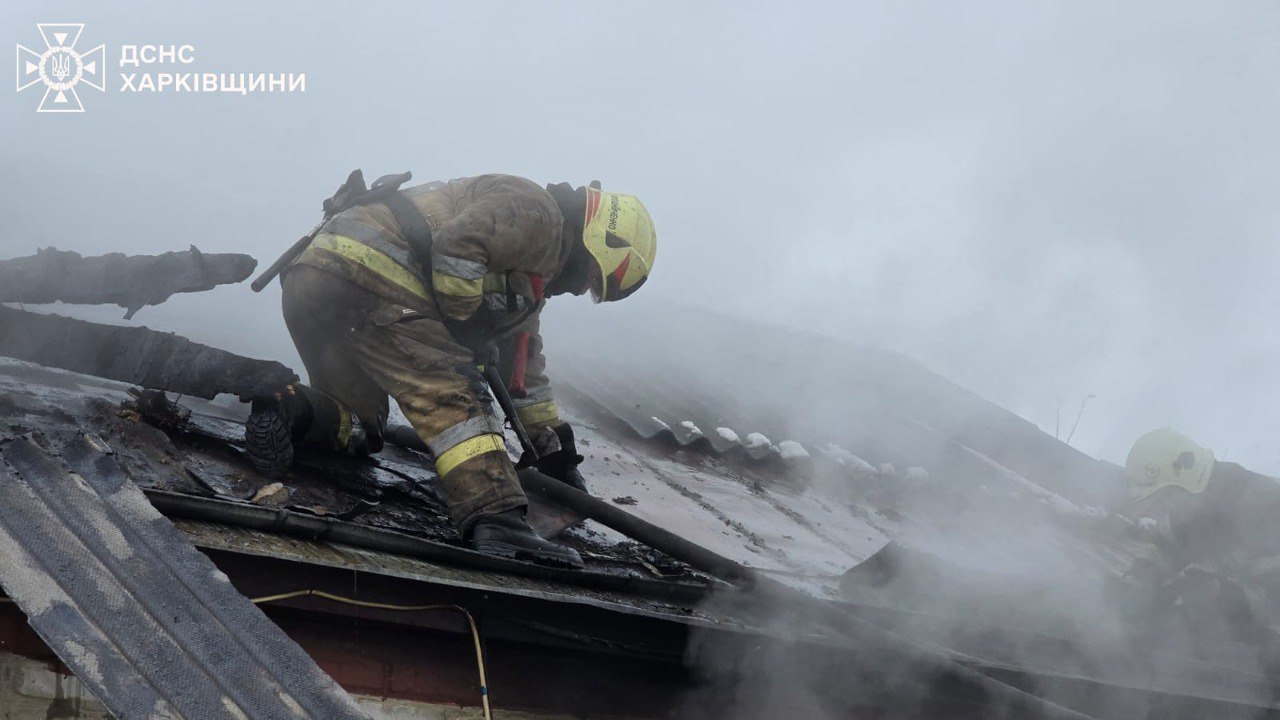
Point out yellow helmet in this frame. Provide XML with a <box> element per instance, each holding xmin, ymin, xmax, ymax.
<box><xmin>581</xmin><ymin>185</ymin><xmax>656</xmax><ymax>303</ymax></box>
<box><xmin>1124</xmin><ymin>428</ymin><xmax>1215</xmax><ymax>503</ymax></box>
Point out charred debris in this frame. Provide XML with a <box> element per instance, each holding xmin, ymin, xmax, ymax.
<box><xmin>0</xmin><ymin>246</ymin><xmax>294</xmax><ymax>399</ymax></box>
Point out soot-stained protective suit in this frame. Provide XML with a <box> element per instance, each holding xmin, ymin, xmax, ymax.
<box><xmin>283</xmin><ymin>174</ymin><xmax>573</xmax><ymax>532</ymax></box>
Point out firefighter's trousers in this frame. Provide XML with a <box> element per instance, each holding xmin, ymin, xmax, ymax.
<box><xmin>281</xmin><ymin>264</ymin><xmax>525</xmax><ymax>532</ymax></box>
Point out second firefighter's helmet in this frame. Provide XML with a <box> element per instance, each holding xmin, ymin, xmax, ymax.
<box><xmin>1124</xmin><ymin>428</ymin><xmax>1215</xmax><ymax>503</ymax></box>
<box><xmin>581</xmin><ymin>184</ymin><xmax>656</xmax><ymax>303</ymax></box>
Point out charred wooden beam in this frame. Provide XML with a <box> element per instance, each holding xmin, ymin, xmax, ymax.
<box><xmin>0</xmin><ymin>305</ymin><xmax>296</xmax><ymax>399</ymax></box>
<box><xmin>0</xmin><ymin>246</ymin><xmax>257</xmax><ymax>319</ymax></box>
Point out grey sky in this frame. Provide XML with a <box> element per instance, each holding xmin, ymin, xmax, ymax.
<box><xmin>4</xmin><ymin>1</ymin><xmax>1280</xmax><ymax>471</ymax></box>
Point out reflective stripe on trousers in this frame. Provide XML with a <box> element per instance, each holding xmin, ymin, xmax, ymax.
<box><xmin>513</xmin><ymin>386</ymin><xmax>559</xmax><ymax>428</ymax></box>
<box><xmin>427</xmin><ymin>415</ymin><xmax>507</xmax><ymax>477</ymax></box>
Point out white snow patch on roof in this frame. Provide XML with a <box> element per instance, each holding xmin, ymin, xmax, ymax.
<box><xmin>716</xmin><ymin>427</ymin><xmax>741</xmax><ymax>444</ymax></box>
<box><xmin>649</xmin><ymin>416</ymin><xmax>671</xmax><ymax>432</ymax></box>
<box><xmin>745</xmin><ymin>432</ymin><xmax>773</xmax><ymax>450</ymax></box>
<box><xmin>679</xmin><ymin>420</ymin><xmax>704</xmax><ymax>438</ymax></box>
<box><xmin>878</xmin><ymin>463</ymin><xmax>896</xmax><ymax>477</ymax></box>
<box><xmin>905</xmin><ymin>466</ymin><xmax>930</xmax><ymax>482</ymax></box>
<box><xmin>777</xmin><ymin>440</ymin><xmax>810</xmax><ymax>460</ymax></box>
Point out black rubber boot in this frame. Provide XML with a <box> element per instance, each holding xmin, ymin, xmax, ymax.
<box><xmin>467</xmin><ymin>508</ymin><xmax>585</xmax><ymax>569</ymax></box>
<box><xmin>245</xmin><ymin>388</ymin><xmax>312</xmax><ymax>478</ymax></box>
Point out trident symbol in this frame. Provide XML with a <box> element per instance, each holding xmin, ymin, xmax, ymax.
<box><xmin>15</xmin><ymin>23</ymin><xmax>105</xmax><ymax>113</ymax></box>
<box><xmin>50</xmin><ymin>52</ymin><xmax>71</xmax><ymax>81</ymax></box>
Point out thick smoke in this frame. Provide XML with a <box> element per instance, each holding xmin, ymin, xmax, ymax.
<box><xmin>552</xmin><ymin>303</ymin><xmax>1280</xmax><ymax>718</ymax></box>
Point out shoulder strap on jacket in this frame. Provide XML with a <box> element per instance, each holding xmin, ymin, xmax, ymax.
<box><xmin>380</xmin><ymin>191</ymin><xmax>435</xmax><ymax>272</ymax></box>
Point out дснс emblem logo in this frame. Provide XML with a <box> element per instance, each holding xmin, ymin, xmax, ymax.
<box><xmin>16</xmin><ymin>23</ymin><xmax>106</xmax><ymax>113</ymax></box>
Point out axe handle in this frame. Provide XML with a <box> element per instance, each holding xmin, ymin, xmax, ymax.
<box><xmin>483</xmin><ymin>360</ymin><xmax>539</xmax><ymax>464</ymax></box>
<box><xmin>250</xmin><ymin>221</ymin><xmax>325</xmax><ymax>292</ymax></box>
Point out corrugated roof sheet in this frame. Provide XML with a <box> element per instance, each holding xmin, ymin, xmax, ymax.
<box><xmin>544</xmin><ymin>298</ymin><xmax>1125</xmax><ymax>510</ymax></box>
<box><xmin>0</xmin><ymin>433</ymin><xmax>368</xmax><ymax>720</ymax></box>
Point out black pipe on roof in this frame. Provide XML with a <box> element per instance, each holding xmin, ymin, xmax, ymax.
<box><xmin>142</xmin><ymin>488</ymin><xmax>712</xmax><ymax>605</ymax></box>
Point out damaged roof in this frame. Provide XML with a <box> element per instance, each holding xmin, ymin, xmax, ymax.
<box><xmin>0</xmin><ymin>432</ymin><xmax>368</xmax><ymax>720</ymax></box>
<box><xmin>2</xmin><ymin>248</ymin><xmax>1278</xmax><ymax>718</ymax></box>
<box><xmin>0</xmin><ymin>351</ymin><xmax>884</xmax><ymax>596</ymax></box>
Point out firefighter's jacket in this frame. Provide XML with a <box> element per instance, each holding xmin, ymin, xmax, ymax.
<box><xmin>1145</xmin><ymin>462</ymin><xmax>1280</xmax><ymax>627</ymax></box>
<box><xmin>293</xmin><ymin>174</ymin><xmax>571</xmax><ymax>430</ymax></box>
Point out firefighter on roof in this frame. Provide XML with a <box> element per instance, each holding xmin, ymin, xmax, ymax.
<box><xmin>1123</xmin><ymin>428</ymin><xmax>1280</xmax><ymax>665</ymax></box>
<box><xmin>246</xmin><ymin>174</ymin><xmax>657</xmax><ymax>569</ymax></box>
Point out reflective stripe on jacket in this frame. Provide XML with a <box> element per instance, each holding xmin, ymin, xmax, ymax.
<box><xmin>292</xmin><ymin>173</ymin><xmax>569</xmax><ymax>427</ymax></box>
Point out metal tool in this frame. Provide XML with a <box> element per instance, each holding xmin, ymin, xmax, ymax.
<box><xmin>479</xmin><ymin>343</ymin><xmax>540</xmax><ymax>468</ymax></box>
<box><xmin>251</xmin><ymin>169</ymin><xmax>412</xmax><ymax>292</ymax></box>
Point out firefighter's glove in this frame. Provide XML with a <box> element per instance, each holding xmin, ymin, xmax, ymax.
<box><xmin>444</xmin><ymin>314</ymin><xmax>491</xmax><ymax>358</ymax></box>
<box><xmin>532</xmin><ymin>423</ymin><xmax>588</xmax><ymax>493</ymax></box>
